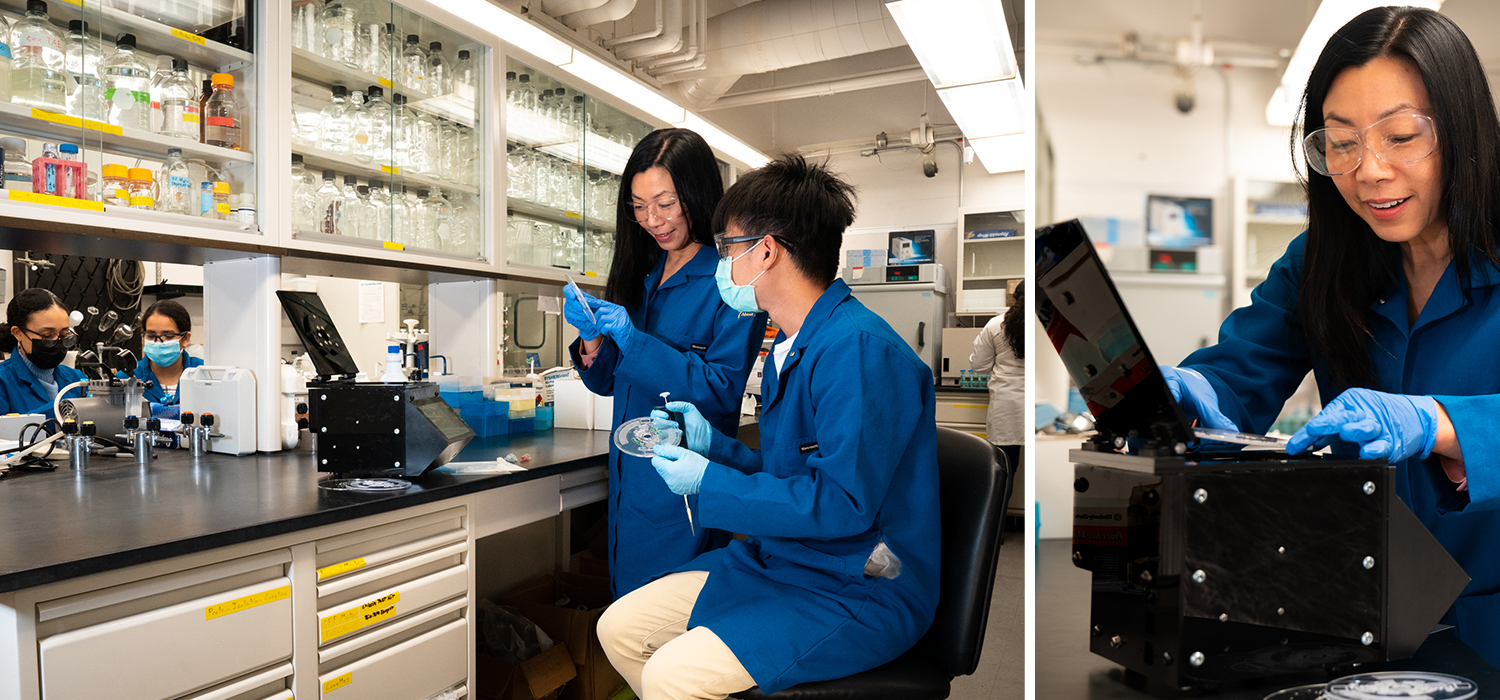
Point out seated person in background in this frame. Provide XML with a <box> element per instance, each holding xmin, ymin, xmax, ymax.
<box><xmin>0</xmin><ymin>288</ymin><xmax>87</xmax><ymax>419</ymax></box>
<box><xmin>120</xmin><ymin>300</ymin><xmax>203</xmax><ymax>419</ymax></box>
<box><xmin>597</xmin><ymin>154</ymin><xmax>941</xmax><ymax>700</ymax></box>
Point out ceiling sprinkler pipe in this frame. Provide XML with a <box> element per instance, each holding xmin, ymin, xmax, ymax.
<box><xmin>615</xmin><ymin>0</ymin><xmax>684</xmax><ymax>60</ymax></box>
<box><xmin>560</xmin><ymin>0</ymin><xmax>638</xmax><ymax>29</ymax></box>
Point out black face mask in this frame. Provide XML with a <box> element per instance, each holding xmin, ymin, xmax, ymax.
<box><xmin>25</xmin><ymin>338</ymin><xmax>68</xmax><ymax>370</ymax></box>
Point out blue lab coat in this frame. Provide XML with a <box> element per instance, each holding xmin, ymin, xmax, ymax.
<box><xmin>569</xmin><ymin>244</ymin><xmax>768</xmax><ymax>598</ymax></box>
<box><xmin>671</xmin><ymin>279</ymin><xmax>941</xmax><ymax>694</ymax></box>
<box><xmin>1182</xmin><ymin>233</ymin><xmax>1500</xmax><ymax>665</ymax></box>
<box><xmin>0</xmin><ymin>351</ymin><xmax>87</xmax><ymax>419</ymax></box>
<box><xmin>119</xmin><ymin>354</ymin><xmax>204</xmax><ymax>405</ymax></box>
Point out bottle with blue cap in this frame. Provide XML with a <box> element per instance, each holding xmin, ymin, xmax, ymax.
<box><xmin>380</xmin><ymin>344</ymin><xmax>406</xmax><ymax>383</ymax></box>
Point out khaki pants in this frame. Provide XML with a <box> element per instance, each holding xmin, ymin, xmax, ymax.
<box><xmin>598</xmin><ymin>571</ymin><xmax>757</xmax><ymax>700</ymax></box>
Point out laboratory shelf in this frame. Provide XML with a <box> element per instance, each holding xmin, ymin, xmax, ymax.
<box><xmin>961</xmin><ymin>234</ymin><xmax>1027</xmax><ymax>242</ymax></box>
<box><xmin>507</xmin><ymin>125</ymin><xmax>632</xmax><ymax>176</ymax></box>
<box><xmin>0</xmin><ymin>0</ymin><xmax>252</xmax><ymax>70</ymax></box>
<box><xmin>507</xmin><ymin>197</ymin><xmax>614</xmax><ymax>234</ymax></box>
<box><xmin>292</xmin><ymin>144</ymin><xmax>479</xmax><ymax>196</ymax></box>
<box><xmin>963</xmin><ymin>274</ymin><xmax>1023</xmax><ymax>282</ymax></box>
<box><xmin>292</xmin><ymin>228</ymin><xmax>482</xmax><ymax>263</ymax></box>
<box><xmin>0</xmin><ymin>101</ymin><xmax>254</xmax><ymax>164</ymax></box>
<box><xmin>0</xmin><ymin>189</ymin><xmax>257</xmax><ymax>233</ymax></box>
<box><xmin>291</xmin><ymin>48</ymin><xmax>430</xmax><ymax>101</ymax></box>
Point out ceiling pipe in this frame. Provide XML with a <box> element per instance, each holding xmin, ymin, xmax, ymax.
<box><xmin>653</xmin><ymin>54</ymin><xmax>706</xmax><ymax>76</ymax></box>
<box><xmin>703</xmin><ymin>66</ymin><xmax>928</xmax><ymax>109</ymax></box>
<box><xmin>560</xmin><ymin>0</ymin><xmax>638</xmax><ymax>29</ymax></box>
<box><xmin>605</xmin><ymin>0</ymin><xmax>665</xmax><ymax>47</ymax></box>
<box><xmin>643</xmin><ymin>0</ymin><xmax>706</xmax><ymax>70</ymax></box>
<box><xmin>541</xmin><ymin>0</ymin><xmax>609</xmax><ymax>20</ymax></box>
<box><xmin>641</xmin><ymin>0</ymin><xmax>698</xmax><ymax>68</ymax></box>
<box><xmin>615</xmin><ymin>0</ymin><xmax>684</xmax><ymax>60</ymax></box>
<box><xmin>664</xmin><ymin>75</ymin><xmax>741</xmax><ymax>111</ymax></box>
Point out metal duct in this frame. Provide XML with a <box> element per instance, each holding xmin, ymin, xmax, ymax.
<box><xmin>541</xmin><ymin>0</ymin><xmax>609</xmax><ymax>19</ymax></box>
<box><xmin>703</xmin><ymin>66</ymin><xmax>927</xmax><ymax>109</ymax></box>
<box><xmin>606</xmin><ymin>0</ymin><xmax>665</xmax><ymax>47</ymax></box>
<box><xmin>643</xmin><ymin>0</ymin><xmax>705</xmax><ymax>70</ymax></box>
<box><xmin>560</xmin><ymin>0</ymin><xmax>638</xmax><ymax>29</ymax></box>
<box><xmin>615</xmin><ymin>0</ymin><xmax>685</xmax><ymax>60</ymax></box>
<box><xmin>661</xmin><ymin>0</ymin><xmax>910</xmax><ymax>109</ymax></box>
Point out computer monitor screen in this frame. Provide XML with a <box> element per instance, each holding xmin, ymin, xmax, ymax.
<box><xmin>1146</xmin><ymin>195</ymin><xmax>1213</xmax><ymax>249</ymax></box>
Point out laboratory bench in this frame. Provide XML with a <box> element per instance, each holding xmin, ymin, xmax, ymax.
<box><xmin>1036</xmin><ymin>539</ymin><xmax>1500</xmax><ymax>699</ymax></box>
<box><xmin>0</xmin><ymin>428</ymin><xmax>612</xmax><ymax>700</ymax></box>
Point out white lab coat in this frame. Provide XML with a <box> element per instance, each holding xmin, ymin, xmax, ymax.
<box><xmin>969</xmin><ymin>313</ymin><xmax>1024</xmax><ymax>446</ymax></box>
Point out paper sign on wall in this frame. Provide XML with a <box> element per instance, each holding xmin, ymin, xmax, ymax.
<box><xmin>358</xmin><ymin>281</ymin><xmax>384</xmax><ymax>324</ymax></box>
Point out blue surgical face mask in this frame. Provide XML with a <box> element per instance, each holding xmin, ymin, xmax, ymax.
<box><xmin>144</xmin><ymin>339</ymin><xmax>183</xmax><ymax>367</ymax></box>
<box><xmin>715</xmin><ymin>239</ymin><xmax>766</xmax><ymax>313</ymax></box>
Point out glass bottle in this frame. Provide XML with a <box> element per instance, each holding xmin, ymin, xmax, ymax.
<box><xmin>351</xmin><ymin>185</ymin><xmax>372</xmax><ymax>239</ymax></box>
<box><xmin>63</xmin><ymin>20</ymin><xmax>101</xmax><ymax>120</ymax></box>
<box><xmin>290</xmin><ymin>154</ymin><xmax>317</xmax><ymax>231</ymax></box>
<box><xmin>204</xmin><ymin>73</ymin><xmax>241</xmax><ymax>149</ymax></box>
<box><xmin>437</xmin><ymin>118</ymin><xmax>458</xmax><ymax>182</ymax></box>
<box><xmin>157</xmin><ymin>59</ymin><xmax>199</xmax><ymax>140</ymax></box>
<box><xmin>531</xmin><ymin>221</ymin><xmax>553</xmax><ymax>268</ymax></box>
<box><xmin>157</xmin><ymin>147</ymin><xmax>192</xmax><ymax>215</ymax></box>
<box><xmin>368</xmin><ymin>183</ymin><xmax>392</xmax><ymax>242</ymax></box>
<box><xmin>315</xmin><ymin>169</ymin><xmax>340</xmax><ymax>234</ymax></box>
<box><xmin>198</xmin><ymin>180</ymin><xmax>213</xmax><ymax>217</ymax></box>
<box><xmin>541</xmin><ymin>88</ymin><xmax>559</xmax><ymax>133</ymax></box>
<box><xmin>413</xmin><ymin>107</ymin><xmax>439</xmax><ymax>176</ymax></box>
<box><xmin>358</xmin><ymin>85</ymin><xmax>391</xmax><ymax>165</ymax></box>
<box><xmin>391</xmin><ymin>184</ymin><xmax>412</xmax><ymax>246</ymax></box>
<box><xmin>291</xmin><ymin>103</ymin><xmax>320</xmax><ymax>148</ymax></box>
<box><xmin>426</xmin><ymin>188</ymin><xmax>453</xmax><ymax>250</ymax></box>
<box><xmin>571</xmin><ymin>94</ymin><xmax>585</xmax><ymax>141</ymax></box>
<box><xmin>456</xmin><ymin>124</ymin><xmax>476</xmax><ymax>186</ymax></box>
<box><xmin>448</xmin><ymin>190</ymin><xmax>476</xmax><ymax>256</ymax></box>
<box><xmin>358</xmin><ymin>22</ymin><xmax>389</xmax><ymax>78</ymax></box>
<box><xmin>391</xmin><ymin>93</ymin><xmax>414</xmax><ymax>170</ymax></box>
<box><xmin>213</xmin><ymin>181</ymin><xmax>231</xmax><ymax>219</ymax></box>
<box><xmin>0</xmin><ymin>14</ymin><xmax>13</xmax><ymax>104</ymax></box>
<box><xmin>426</xmin><ymin>42</ymin><xmax>450</xmax><ymax>97</ymax></box>
<box><xmin>320</xmin><ymin>3</ymin><xmax>358</xmax><ymax>68</ymax></box>
<box><xmin>125</xmin><ymin>167</ymin><xmax>153</xmax><ymax>209</ymax></box>
<box><xmin>514</xmin><ymin>73</ymin><xmax>537</xmax><ymax>115</ymax></box>
<box><xmin>453</xmin><ymin>50</ymin><xmax>475</xmax><ymax>104</ymax></box>
<box><xmin>400</xmin><ymin>35</ymin><xmax>426</xmax><ymax>95</ymax></box>
<box><xmin>337</xmin><ymin>175</ymin><xmax>359</xmax><ymax>235</ymax></box>
<box><xmin>198</xmin><ymin>79</ymin><xmax>211</xmax><ymax>142</ymax></box>
<box><xmin>11</xmin><ymin>0</ymin><xmax>67</xmax><ymax>112</ymax></box>
<box><xmin>101</xmin><ymin>163</ymin><xmax>128</xmax><ymax>205</ymax></box>
<box><xmin>100</xmin><ymin>33</ymin><xmax>151</xmax><ymax>130</ymax></box>
<box><xmin>319</xmin><ymin>85</ymin><xmax>353</xmax><ymax>154</ymax></box>
<box><xmin>410</xmin><ymin>188</ymin><xmax>434</xmax><ymax>248</ymax></box>
<box><xmin>538</xmin><ymin>88</ymin><xmax>553</xmax><ymax>134</ymax></box>
<box><xmin>503</xmin><ymin>71</ymin><xmax>516</xmax><ymax>115</ymax></box>
<box><xmin>291</xmin><ymin>0</ymin><xmax>324</xmax><ymax>54</ymax></box>
<box><xmin>147</xmin><ymin>54</ymin><xmax>169</xmax><ymax>131</ymax></box>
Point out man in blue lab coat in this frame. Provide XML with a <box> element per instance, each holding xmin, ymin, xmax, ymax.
<box><xmin>596</xmin><ymin>155</ymin><xmax>941</xmax><ymax>700</ymax></box>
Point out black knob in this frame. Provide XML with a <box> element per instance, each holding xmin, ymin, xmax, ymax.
<box><xmin>147</xmin><ymin>418</ymin><xmax>161</xmax><ymax>432</ymax></box>
<box><xmin>297</xmin><ymin>418</ymin><xmax>309</xmax><ymax>430</ymax></box>
<box><xmin>124</xmin><ymin>415</ymin><xmax>139</xmax><ymax>430</ymax></box>
<box><xmin>296</xmin><ymin>402</ymin><xmax>308</xmax><ymax>413</ymax></box>
<box><xmin>61</xmin><ymin>419</ymin><xmax>78</xmax><ymax>435</ymax></box>
<box><xmin>81</xmin><ymin>422</ymin><xmax>96</xmax><ymax>437</ymax></box>
<box><xmin>180</xmin><ymin>412</ymin><xmax>194</xmax><ymax>425</ymax></box>
<box><xmin>202</xmin><ymin>413</ymin><xmax>215</xmax><ymax>427</ymax></box>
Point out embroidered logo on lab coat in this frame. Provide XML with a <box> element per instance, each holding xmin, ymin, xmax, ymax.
<box><xmin>799</xmin><ymin>442</ymin><xmax>819</xmax><ymax>454</ymax></box>
<box><xmin>691</xmin><ymin>343</ymin><xmax>708</xmax><ymax>351</ymax></box>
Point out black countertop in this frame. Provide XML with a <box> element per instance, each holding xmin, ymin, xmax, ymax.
<box><xmin>1037</xmin><ymin>539</ymin><xmax>1500</xmax><ymax>698</ymax></box>
<box><xmin>0</xmin><ymin>429</ymin><xmax>611</xmax><ymax>594</ymax></box>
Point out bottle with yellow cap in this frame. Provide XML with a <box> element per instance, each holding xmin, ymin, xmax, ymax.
<box><xmin>126</xmin><ymin>168</ymin><xmax>153</xmax><ymax>209</ymax></box>
<box><xmin>204</xmin><ymin>73</ymin><xmax>240</xmax><ymax>150</ymax></box>
<box><xmin>101</xmin><ymin>163</ymin><xmax>128</xmax><ymax>206</ymax></box>
<box><xmin>212</xmin><ymin>181</ymin><xmax>231</xmax><ymax>219</ymax></box>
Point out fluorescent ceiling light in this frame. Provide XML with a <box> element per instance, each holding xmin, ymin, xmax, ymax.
<box><xmin>675</xmin><ymin>113</ymin><xmax>771</xmax><ymax>169</ymax></box>
<box><xmin>436</xmin><ymin>0</ymin><xmax>573</xmax><ymax>66</ymax></box>
<box><xmin>938</xmin><ymin>79</ymin><xmax>1025</xmax><ymax>139</ymax></box>
<box><xmin>886</xmin><ymin>0</ymin><xmax>1016</xmax><ymax>88</ymax></box>
<box><xmin>559</xmin><ymin>52</ymin><xmax>686</xmax><ymax>125</ymax></box>
<box><xmin>1267</xmin><ymin>0</ymin><xmax>1443</xmax><ymax>127</ymax></box>
<box><xmin>967</xmin><ymin>133</ymin><xmax>1027</xmax><ymax>174</ymax></box>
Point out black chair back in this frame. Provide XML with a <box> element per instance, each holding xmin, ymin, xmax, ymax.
<box><xmin>923</xmin><ymin>427</ymin><xmax>1010</xmax><ymax>678</ymax></box>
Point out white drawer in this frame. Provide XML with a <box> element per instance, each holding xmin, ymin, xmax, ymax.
<box><xmin>316</xmin><ymin>508</ymin><xmax>468</xmax><ymax>585</ymax></box>
<box><xmin>319</xmin><ymin>619</ymin><xmax>468</xmax><ymax>700</ymax></box>
<box><xmin>40</xmin><ymin>577</ymin><xmax>293</xmax><ymax>700</ymax></box>
<box><xmin>318</xmin><ymin>564</ymin><xmax>468</xmax><ymax>645</ymax></box>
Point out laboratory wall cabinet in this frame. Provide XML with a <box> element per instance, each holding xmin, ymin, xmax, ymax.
<box><xmin>956</xmin><ymin>205</ymin><xmax>1025</xmax><ymax>314</ymax></box>
<box><xmin>1229</xmin><ymin>176</ymin><xmax>1305</xmax><ymax>309</ymax></box>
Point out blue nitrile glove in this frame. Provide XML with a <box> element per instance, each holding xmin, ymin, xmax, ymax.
<box><xmin>149</xmin><ymin>401</ymin><xmax>180</xmax><ymax>421</ymax></box>
<box><xmin>563</xmin><ymin>285</ymin><xmax>603</xmax><ymax>340</ymax></box>
<box><xmin>651</xmin><ymin>400</ymin><xmax>713</xmax><ymax>454</ymax></box>
<box><xmin>651</xmin><ymin>443</ymin><xmax>708</xmax><ymax>495</ymax></box>
<box><xmin>595</xmin><ymin>302</ymin><xmax>634</xmax><ymax>350</ymax></box>
<box><xmin>1159</xmin><ymin>365</ymin><xmax>1239</xmax><ymax>432</ymax></box>
<box><xmin>1287</xmin><ymin>388</ymin><xmax>1438</xmax><ymax>462</ymax></box>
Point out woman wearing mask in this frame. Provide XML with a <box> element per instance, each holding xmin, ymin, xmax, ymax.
<box><xmin>563</xmin><ymin>128</ymin><xmax>769</xmax><ymax>598</ymax></box>
<box><xmin>1159</xmin><ymin>7</ymin><xmax>1500</xmax><ymax>664</ymax></box>
<box><xmin>0</xmin><ymin>288</ymin><xmax>87</xmax><ymax>418</ymax></box>
<box><xmin>123</xmin><ymin>300</ymin><xmax>202</xmax><ymax>418</ymax></box>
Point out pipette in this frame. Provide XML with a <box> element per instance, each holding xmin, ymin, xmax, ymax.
<box><xmin>565</xmin><ymin>274</ymin><xmax>597</xmax><ymax>326</ymax></box>
<box><xmin>657</xmin><ymin>391</ymin><xmax>694</xmax><ymax>536</ymax></box>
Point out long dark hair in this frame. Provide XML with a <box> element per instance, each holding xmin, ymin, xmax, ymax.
<box><xmin>604</xmin><ymin>128</ymin><xmax>723</xmax><ymax>309</ymax></box>
<box><xmin>143</xmin><ymin>299</ymin><xmax>191</xmax><ymax>334</ymax></box>
<box><xmin>1003</xmin><ymin>284</ymin><xmax>1024</xmax><ymax>359</ymax></box>
<box><xmin>0</xmin><ymin>288</ymin><xmax>65</xmax><ymax>353</ymax></box>
<box><xmin>1295</xmin><ymin>7</ymin><xmax>1500</xmax><ymax>390</ymax></box>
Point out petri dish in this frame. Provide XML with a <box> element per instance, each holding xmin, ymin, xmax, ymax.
<box><xmin>1264</xmin><ymin>685</ymin><xmax>1330</xmax><ymax>700</ymax></box>
<box><xmin>613</xmin><ymin>416</ymin><xmax>682</xmax><ymax>458</ymax></box>
<box><xmin>318</xmin><ymin>477</ymin><xmax>412</xmax><ymax>492</ymax></box>
<box><xmin>1324</xmin><ymin>672</ymin><xmax>1477</xmax><ymax>700</ymax></box>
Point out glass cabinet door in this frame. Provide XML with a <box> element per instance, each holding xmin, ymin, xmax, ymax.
<box><xmin>0</xmin><ymin>0</ymin><xmax>258</xmax><ymax>231</ymax></box>
<box><xmin>288</xmin><ymin>0</ymin><xmax>485</xmax><ymax>260</ymax></box>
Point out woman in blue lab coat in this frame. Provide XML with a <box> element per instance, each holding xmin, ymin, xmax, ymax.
<box><xmin>563</xmin><ymin>128</ymin><xmax>768</xmax><ymax>598</ymax></box>
<box><xmin>122</xmin><ymin>299</ymin><xmax>203</xmax><ymax>419</ymax></box>
<box><xmin>596</xmin><ymin>154</ymin><xmax>940</xmax><ymax>698</ymax></box>
<box><xmin>1161</xmin><ymin>7</ymin><xmax>1500</xmax><ymax>665</ymax></box>
<box><xmin>0</xmin><ymin>288</ymin><xmax>87</xmax><ymax>419</ymax></box>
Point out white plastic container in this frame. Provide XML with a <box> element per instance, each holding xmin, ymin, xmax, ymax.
<box><xmin>179</xmin><ymin>366</ymin><xmax>257</xmax><ymax>455</ymax></box>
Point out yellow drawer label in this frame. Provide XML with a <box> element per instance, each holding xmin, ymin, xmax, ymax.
<box><xmin>382</xmin><ymin>241</ymin><xmax>404</xmax><ymax>250</ymax></box>
<box><xmin>6</xmin><ymin>190</ymin><xmax>105</xmax><ymax>211</ymax></box>
<box><xmin>205</xmin><ymin>585</ymin><xmax>291</xmax><ymax>621</ymax></box>
<box><xmin>170</xmin><ymin>28</ymin><xmax>207</xmax><ymax>46</ymax></box>
<box><xmin>57</xmin><ymin>0</ymin><xmax>80</xmax><ymax>6</ymax></box>
<box><xmin>564</xmin><ymin>210</ymin><xmax>582</xmax><ymax>219</ymax></box>
<box><xmin>316</xmin><ymin>556</ymin><xmax>367</xmax><ymax>580</ymax></box>
<box><xmin>320</xmin><ymin>590</ymin><xmax>400</xmax><ymax>642</ymax></box>
<box><xmin>130</xmin><ymin>196</ymin><xmax>155</xmax><ymax>208</ymax></box>
<box><xmin>378</xmin><ymin>78</ymin><xmax>393</xmax><ymax>89</ymax></box>
<box><xmin>583</xmin><ymin>271</ymin><xmax>598</xmax><ymax>277</ymax></box>
<box><xmin>29</xmin><ymin>108</ymin><xmax>122</xmax><ymax>136</ymax></box>
<box><xmin>323</xmin><ymin>672</ymin><xmax>353</xmax><ymax>694</ymax></box>
<box><xmin>182</xmin><ymin>113</ymin><xmax>200</xmax><ymax>124</ymax></box>
<box><xmin>953</xmin><ymin>404</ymin><xmax>987</xmax><ymax>410</ymax></box>
<box><xmin>216</xmin><ymin>202</ymin><xmax>231</xmax><ymax>214</ymax></box>
<box><xmin>379</xmin><ymin>164</ymin><xmax>399</xmax><ymax>175</ymax></box>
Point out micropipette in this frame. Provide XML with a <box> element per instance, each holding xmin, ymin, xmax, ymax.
<box><xmin>566</xmin><ymin>274</ymin><xmax>596</xmax><ymax>325</ymax></box>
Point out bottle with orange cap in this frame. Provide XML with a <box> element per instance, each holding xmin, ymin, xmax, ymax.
<box><xmin>203</xmin><ymin>72</ymin><xmax>240</xmax><ymax>149</ymax></box>
<box><xmin>126</xmin><ymin>167</ymin><xmax>153</xmax><ymax>209</ymax></box>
